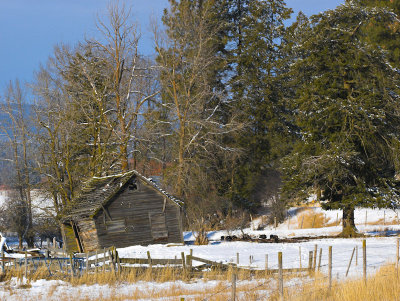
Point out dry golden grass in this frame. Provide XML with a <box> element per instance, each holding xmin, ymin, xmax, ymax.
<box><xmin>5</xmin><ymin>261</ymin><xmax>400</xmax><ymax>301</ymax></box>
<box><xmin>366</xmin><ymin>218</ymin><xmax>400</xmax><ymax>226</ymax></box>
<box><xmin>296</xmin><ymin>210</ymin><xmax>331</xmax><ymax>229</ymax></box>
<box><xmin>279</xmin><ymin>264</ymin><xmax>400</xmax><ymax>301</ymax></box>
<box><xmin>292</xmin><ymin>207</ymin><xmax>400</xmax><ymax>229</ymax></box>
<box><xmin>0</xmin><ymin>264</ymin><xmax>277</xmax><ymax>300</ymax></box>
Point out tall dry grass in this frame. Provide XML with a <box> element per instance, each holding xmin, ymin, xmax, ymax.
<box><xmin>4</xmin><ymin>261</ymin><xmax>400</xmax><ymax>300</ymax></box>
<box><xmin>296</xmin><ymin>211</ymin><xmax>330</xmax><ymax>229</ymax></box>
<box><xmin>277</xmin><ymin>264</ymin><xmax>400</xmax><ymax>301</ymax></box>
<box><xmin>1</xmin><ymin>265</ymin><xmax>274</xmax><ymax>301</ymax></box>
<box><xmin>1</xmin><ymin>262</ymin><xmax>267</xmax><ymax>285</ymax></box>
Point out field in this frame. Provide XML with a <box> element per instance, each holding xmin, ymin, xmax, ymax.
<box><xmin>1</xmin><ymin>206</ymin><xmax>400</xmax><ymax>300</ymax></box>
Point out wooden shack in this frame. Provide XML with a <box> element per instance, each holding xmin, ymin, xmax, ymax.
<box><xmin>60</xmin><ymin>170</ymin><xmax>183</xmax><ymax>253</ymax></box>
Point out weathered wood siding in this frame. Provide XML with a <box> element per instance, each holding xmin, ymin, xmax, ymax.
<box><xmin>94</xmin><ymin>179</ymin><xmax>182</xmax><ymax>248</ymax></box>
<box><xmin>76</xmin><ymin>219</ymin><xmax>99</xmax><ymax>252</ymax></box>
<box><xmin>61</xmin><ymin>223</ymin><xmax>79</xmax><ymax>253</ymax></box>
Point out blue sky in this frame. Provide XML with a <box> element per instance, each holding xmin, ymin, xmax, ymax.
<box><xmin>0</xmin><ymin>0</ymin><xmax>344</xmax><ymax>91</ymax></box>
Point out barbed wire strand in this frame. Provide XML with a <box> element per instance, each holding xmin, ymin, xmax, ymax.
<box><xmin>195</xmin><ymin>241</ymin><xmax>400</xmax><ymax>300</ymax></box>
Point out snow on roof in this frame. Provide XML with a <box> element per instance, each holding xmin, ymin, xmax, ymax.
<box><xmin>61</xmin><ymin>170</ymin><xmax>183</xmax><ymax>221</ymax></box>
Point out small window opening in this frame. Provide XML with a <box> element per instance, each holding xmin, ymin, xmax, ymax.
<box><xmin>128</xmin><ymin>176</ymin><xmax>138</xmax><ymax>190</ymax></box>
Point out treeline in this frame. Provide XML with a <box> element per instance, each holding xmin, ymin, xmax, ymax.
<box><xmin>1</xmin><ymin>0</ymin><xmax>400</xmax><ymax>245</ymax></box>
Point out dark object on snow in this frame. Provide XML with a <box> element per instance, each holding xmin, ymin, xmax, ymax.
<box><xmin>220</xmin><ymin>236</ymin><xmax>225</xmax><ymax>241</ymax></box>
<box><xmin>225</xmin><ymin>236</ymin><xmax>232</xmax><ymax>241</ymax></box>
<box><xmin>241</xmin><ymin>234</ymin><xmax>251</xmax><ymax>240</ymax></box>
<box><xmin>232</xmin><ymin>235</ymin><xmax>237</xmax><ymax>240</ymax></box>
<box><xmin>270</xmin><ymin>234</ymin><xmax>279</xmax><ymax>242</ymax></box>
<box><xmin>60</xmin><ymin>170</ymin><xmax>184</xmax><ymax>253</ymax></box>
<box><xmin>259</xmin><ymin>234</ymin><xmax>267</xmax><ymax>239</ymax></box>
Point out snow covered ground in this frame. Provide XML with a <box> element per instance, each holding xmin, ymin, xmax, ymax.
<box><xmin>1</xmin><ymin>206</ymin><xmax>400</xmax><ymax>300</ymax></box>
<box><xmin>0</xmin><ymin>277</ymin><xmax>244</xmax><ymax>301</ymax></box>
<box><xmin>0</xmin><ymin>236</ymin><xmax>395</xmax><ymax>300</ymax></box>
<box><xmin>117</xmin><ymin>237</ymin><xmax>396</xmax><ymax>279</ymax></box>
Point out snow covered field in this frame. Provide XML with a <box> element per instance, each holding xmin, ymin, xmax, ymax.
<box><xmin>118</xmin><ymin>237</ymin><xmax>397</xmax><ymax>277</ymax></box>
<box><xmin>1</xmin><ymin>207</ymin><xmax>400</xmax><ymax>300</ymax></box>
<box><xmin>0</xmin><ymin>278</ymin><xmax>247</xmax><ymax>301</ymax></box>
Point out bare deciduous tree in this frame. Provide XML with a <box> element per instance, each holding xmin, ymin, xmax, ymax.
<box><xmin>154</xmin><ymin>0</ymin><xmax>244</xmax><ymax>199</ymax></box>
<box><xmin>0</xmin><ymin>80</ymin><xmax>34</xmax><ymax>247</ymax></box>
<box><xmin>87</xmin><ymin>2</ymin><xmax>160</xmax><ymax>172</ymax></box>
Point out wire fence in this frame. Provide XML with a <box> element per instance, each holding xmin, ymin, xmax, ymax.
<box><xmin>1</xmin><ymin>238</ymin><xmax>400</xmax><ymax>300</ymax></box>
<box><xmin>197</xmin><ymin>238</ymin><xmax>400</xmax><ymax>301</ymax></box>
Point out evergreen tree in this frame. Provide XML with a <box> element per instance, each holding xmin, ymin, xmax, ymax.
<box><xmin>352</xmin><ymin>0</ymin><xmax>400</xmax><ymax>67</ymax></box>
<box><xmin>156</xmin><ymin>0</ymin><xmax>244</xmax><ymax>229</ymax></box>
<box><xmin>224</xmin><ymin>0</ymin><xmax>292</xmax><ymax>211</ymax></box>
<box><xmin>281</xmin><ymin>4</ymin><xmax>400</xmax><ymax>235</ymax></box>
<box><xmin>157</xmin><ymin>0</ymin><xmax>293</xmax><ymax>218</ymax></box>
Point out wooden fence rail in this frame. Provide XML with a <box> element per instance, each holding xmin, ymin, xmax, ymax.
<box><xmin>0</xmin><ymin>248</ymin><xmax>314</xmax><ymax>278</ymax></box>
<box><xmin>118</xmin><ymin>258</ymin><xmax>182</xmax><ymax>265</ymax></box>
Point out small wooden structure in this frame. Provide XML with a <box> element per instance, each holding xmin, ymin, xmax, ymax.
<box><xmin>60</xmin><ymin>170</ymin><xmax>184</xmax><ymax>253</ymax></box>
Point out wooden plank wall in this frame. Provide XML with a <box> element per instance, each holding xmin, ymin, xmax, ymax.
<box><xmin>61</xmin><ymin>223</ymin><xmax>79</xmax><ymax>253</ymax></box>
<box><xmin>94</xmin><ymin>179</ymin><xmax>183</xmax><ymax>249</ymax></box>
<box><xmin>76</xmin><ymin>219</ymin><xmax>100</xmax><ymax>252</ymax></box>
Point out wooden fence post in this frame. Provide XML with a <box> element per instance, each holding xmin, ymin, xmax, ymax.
<box><xmin>181</xmin><ymin>252</ymin><xmax>186</xmax><ymax>271</ymax></box>
<box><xmin>103</xmin><ymin>248</ymin><xmax>106</xmax><ymax>273</ymax></box>
<box><xmin>110</xmin><ymin>247</ymin><xmax>116</xmax><ymax>274</ymax></box>
<box><xmin>313</xmin><ymin>244</ymin><xmax>317</xmax><ymax>270</ymax></box>
<box><xmin>116</xmin><ymin>249</ymin><xmax>121</xmax><ymax>275</ymax></box>
<box><xmin>274</xmin><ymin>217</ymin><xmax>277</xmax><ymax>230</ymax></box>
<box><xmin>278</xmin><ymin>252</ymin><xmax>283</xmax><ymax>299</ymax></box>
<box><xmin>301</xmin><ymin>216</ymin><xmax>304</xmax><ymax>229</ymax></box>
<box><xmin>236</xmin><ymin>252</ymin><xmax>239</xmax><ymax>265</ymax></box>
<box><xmin>231</xmin><ymin>267</ymin><xmax>237</xmax><ymax>301</ymax></box>
<box><xmin>328</xmin><ymin>246</ymin><xmax>332</xmax><ymax>290</ymax></box>
<box><xmin>318</xmin><ymin>248</ymin><xmax>322</xmax><ymax>271</ymax></box>
<box><xmin>308</xmin><ymin>251</ymin><xmax>313</xmax><ymax>273</ymax></box>
<box><xmin>186</xmin><ymin>254</ymin><xmax>192</xmax><ymax>273</ymax></box>
<box><xmin>69</xmin><ymin>254</ymin><xmax>74</xmax><ymax>279</ymax></box>
<box><xmin>299</xmin><ymin>247</ymin><xmax>302</xmax><ymax>269</ymax></box>
<box><xmin>53</xmin><ymin>237</ymin><xmax>57</xmax><ymax>249</ymax></box>
<box><xmin>345</xmin><ymin>247</ymin><xmax>356</xmax><ymax>277</ymax></box>
<box><xmin>86</xmin><ymin>252</ymin><xmax>89</xmax><ymax>273</ymax></box>
<box><xmin>356</xmin><ymin>246</ymin><xmax>358</xmax><ymax>266</ymax></box>
<box><xmin>265</xmin><ymin>254</ymin><xmax>268</xmax><ymax>273</ymax></box>
<box><xmin>24</xmin><ymin>251</ymin><xmax>28</xmax><ymax>279</ymax></box>
<box><xmin>1</xmin><ymin>248</ymin><xmax>4</xmax><ymax>274</ymax></box>
<box><xmin>396</xmin><ymin>238</ymin><xmax>399</xmax><ymax>270</ymax></box>
<box><xmin>147</xmin><ymin>251</ymin><xmax>152</xmax><ymax>269</ymax></box>
<box><xmin>363</xmin><ymin>239</ymin><xmax>367</xmax><ymax>285</ymax></box>
<box><xmin>115</xmin><ymin>250</ymin><xmax>122</xmax><ymax>274</ymax></box>
<box><xmin>95</xmin><ymin>250</ymin><xmax>98</xmax><ymax>275</ymax></box>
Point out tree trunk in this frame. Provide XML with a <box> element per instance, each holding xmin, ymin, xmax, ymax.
<box><xmin>176</xmin><ymin>126</ymin><xmax>185</xmax><ymax>198</ymax></box>
<box><xmin>340</xmin><ymin>206</ymin><xmax>359</xmax><ymax>237</ymax></box>
<box><xmin>25</xmin><ymin>190</ymin><xmax>35</xmax><ymax>248</ymax></box>
<box><xmin>18</xmin><ymin>234</ymin><xmax>23</xmax><ymax>250</ymax></box>
<box><xmin>343</xmin><ymin>206</ymin><xmax>355</xmax><ymax>229</ymax></box>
